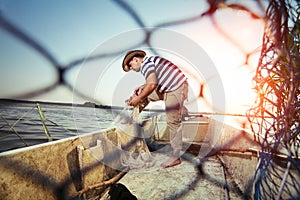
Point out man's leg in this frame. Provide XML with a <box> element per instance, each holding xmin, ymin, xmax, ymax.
<box><xmin>161</xmin><ymin>82</ymin><xmax>188</xmax><ymax>168</ymax></box>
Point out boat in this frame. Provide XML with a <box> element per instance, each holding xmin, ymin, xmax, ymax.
<box><xmin>0</xmin><ymin>113</ymin><xmax>294</xmax><ymax>199</ymax></box>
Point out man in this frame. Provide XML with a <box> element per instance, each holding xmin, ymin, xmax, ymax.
<box><xmin>122</xmin><ymin>50</ymin><xmax>188</xmax><ymax>168</ymax></box>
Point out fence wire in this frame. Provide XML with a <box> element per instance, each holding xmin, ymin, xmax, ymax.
<box><xmin>0</xmin><ymin>0</ymin><xmax>299</xmax><ymax>199</ymax></box>
<box><xmin>246</xmin><ymin>0</ymin><xmax>300</xmax><ymax>199</ymax></box>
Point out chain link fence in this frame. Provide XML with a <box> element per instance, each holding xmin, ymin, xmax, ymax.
<box><xmin>1</xmin><ymin>0</ymin><xmax>299</xmax><ymax>199</ymax></box>
<box><xmin>246</xmin><ymin>0</ymin><xmax>300</xmax><ymax>199</ymax></box>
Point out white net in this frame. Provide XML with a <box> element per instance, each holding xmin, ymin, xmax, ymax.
<box><xmin>112</xmin><ymin>106</ymin><xmax>156</xmax><ymax>169</ymax></box>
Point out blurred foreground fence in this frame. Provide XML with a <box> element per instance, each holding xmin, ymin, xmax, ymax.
<box><xmin>0</xmin><ymin>0</ymin><xmax>299</xmax><ymax>199</ymax></box>
<box><xmin>246</xmin><ymin>0</ymin><xmax>300</xmax><ymax>199</ymax></box>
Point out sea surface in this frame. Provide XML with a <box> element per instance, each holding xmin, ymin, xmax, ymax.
<box><xmin>0</xmin><ymin>100</ymin><xmax>128</xmax><ymax>153</ymax></box>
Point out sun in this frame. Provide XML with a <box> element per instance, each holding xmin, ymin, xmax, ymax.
<box><xmin>177</xmin><ymin>7</ymin><xmax>265</xmax><ymax>114</ymax></box>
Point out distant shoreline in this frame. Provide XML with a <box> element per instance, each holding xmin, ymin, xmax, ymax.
<box><xmin>0</xmin><ymin>98</ymin><xmax>165</xmax><ymax>112</ymax></box>
<box><xmin>0</xmin><ymin>98</ymin><xmax>123</xmax><ymax>110</ymax></box>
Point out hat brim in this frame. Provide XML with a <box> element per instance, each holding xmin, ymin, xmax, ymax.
<box><xmin>122</xmin><ymin>50</ymin><xmax>146</xmax><ymax>72</ymax></box>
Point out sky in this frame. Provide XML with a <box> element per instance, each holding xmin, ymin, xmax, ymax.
<box><xmin>0</xmin><ymin>0</ymin><xmax>267</xmax><ymax>114</ymax></box>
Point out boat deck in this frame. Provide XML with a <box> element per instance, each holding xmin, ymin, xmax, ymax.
<box><xmin>114</xmin><ymin>152</ymin><xmax>242</xmax><ymax>200</ymax></box>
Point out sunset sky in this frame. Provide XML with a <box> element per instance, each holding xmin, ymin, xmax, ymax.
<box><xmin>0</xmin><ymin>0</ymin><xmax>266</xmax><ymax>114</ymax></box>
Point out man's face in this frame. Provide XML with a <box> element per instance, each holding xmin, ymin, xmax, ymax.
<box><xmin>128</xmin><ymin>57</ymin><xmax>141</xmax><ymax>72</ymax></box>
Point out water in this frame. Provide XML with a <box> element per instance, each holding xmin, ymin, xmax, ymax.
<box><xmin>0</xmin><ymin>100</ymin><xmax>117</xmax><ymax>153</ymax></box>
<box><xmin>1</xmin><ymin>100</ymin><xmax>251</xmax><ymax>154</ymax></box>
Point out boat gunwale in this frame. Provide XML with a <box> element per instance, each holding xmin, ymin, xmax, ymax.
<box><xmin>0</xmin><ymin>127</ymin><xmax>116</xmax><ymax>156</ymax></box>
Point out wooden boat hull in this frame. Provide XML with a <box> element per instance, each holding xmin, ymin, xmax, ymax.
<box><xmin>0</xmin><ymin>128</ymin><xmax>124</xmax><ymax>199</ymax></box>
<box><xmin>0</xmin><ymin>115</ymin><xmax>270</xmax><ymax>199</ymax></box>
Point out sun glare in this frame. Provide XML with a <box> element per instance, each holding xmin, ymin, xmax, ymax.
<box><xmin>181</xmin><ymin>8</ymin><xmax>265</xmax><ymax>114</ymax></box>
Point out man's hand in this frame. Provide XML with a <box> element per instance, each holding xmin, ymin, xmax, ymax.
<box><xmin>126</xmin><ymin>85</ymin><xmax>144</xmax><ymax>106</ymax></box>
<box><xmin>126</xmin><ymin>72</ymin><xmax>157</xmax><ymax>107</ymax></box>
<box><xmin>127</xmin><ymin>96</ymin><xmax>142</xmax><ymax>107</ymax></box>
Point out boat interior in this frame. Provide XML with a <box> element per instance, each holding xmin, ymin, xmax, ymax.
<box><xmin>0</xmin><ymin>114</ymin><xmax>297</xmax><ymax>199</ymax></box>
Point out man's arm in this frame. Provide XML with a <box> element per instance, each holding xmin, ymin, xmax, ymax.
<box><xmin>128</xmin><ymin>72</ymin><xmax>157</xmax><ymax>107</ymax></box>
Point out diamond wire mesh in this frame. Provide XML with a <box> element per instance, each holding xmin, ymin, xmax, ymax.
<box><xmin>246</xmin><ymin>0</ymin><xmax>300</xmax><ymax>199</ymax></box>
<box><xmin>0</xmin><ymin>0</ymin><xmax>299</xmax><ymax>199</ymax></box>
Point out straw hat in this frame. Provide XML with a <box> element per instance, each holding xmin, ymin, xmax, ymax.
<box><xmin>122</xmin><ymin>50</ymin><xmax>146</xmax><ymax>72</ymax></box>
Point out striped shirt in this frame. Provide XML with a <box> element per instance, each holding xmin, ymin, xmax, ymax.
<box><xmin>141</xmin><ymin>56</ymin><xmax>187</xmax><ymax>92</ymax></box>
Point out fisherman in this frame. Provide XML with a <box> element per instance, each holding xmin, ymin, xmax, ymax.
<box><xmin>122</xmin><ymin>50</ymin><xmax>188</xmax><ymax>168</ymax></box>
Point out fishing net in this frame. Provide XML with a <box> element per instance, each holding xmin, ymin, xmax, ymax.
<box><xmin>112</xmin><ymin>105</ymin><xmax>155</xmax><ymax>169</ymax></box>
